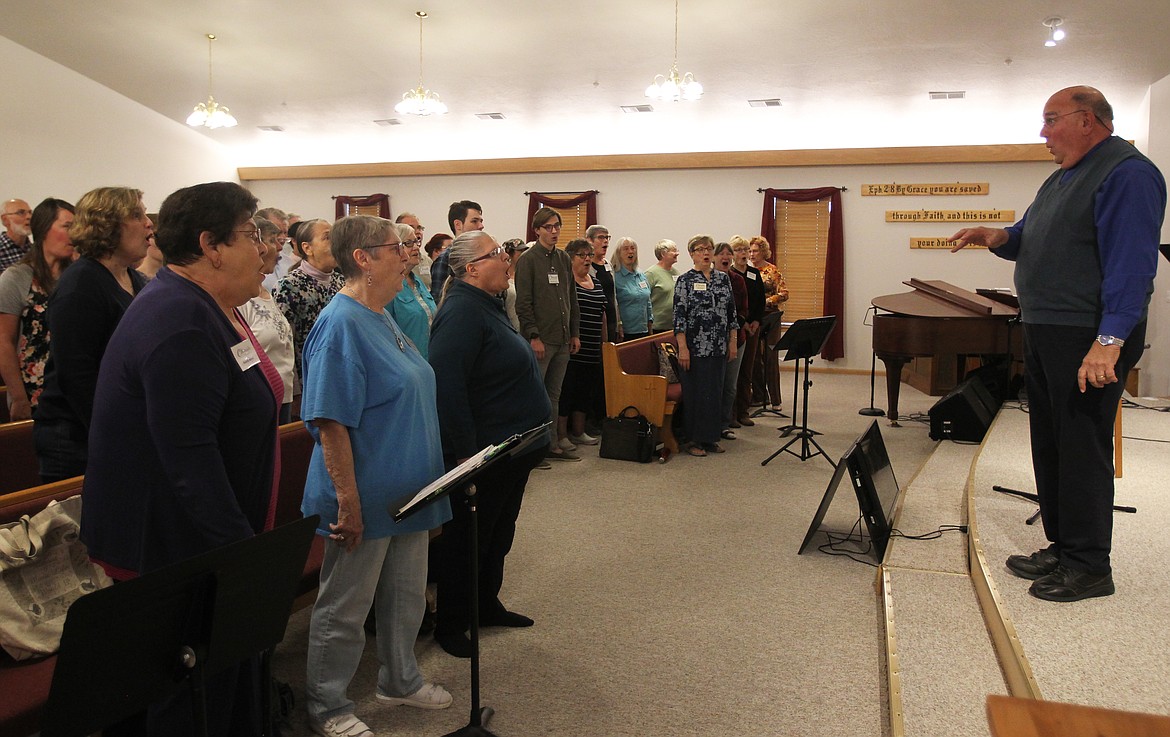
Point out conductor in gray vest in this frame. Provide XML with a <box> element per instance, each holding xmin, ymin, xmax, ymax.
<box><xmin>950</xmin><ymin>86</ymin><xmax>1166</xmax><ymax>602</ymax></box>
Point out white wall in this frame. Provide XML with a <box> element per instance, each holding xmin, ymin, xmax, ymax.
<box><xmin>1139</xmin><ymin>74</ymin><xmax>1170</xmax><ymax>396</ymax></box>
<box><xmin>0</xmin><ymin>36</ymin><xmax>237</xmax><ymax>210</ymax></box>
<box><xmin>244</xmin><ymin>159</ymin><xmax>1054</xmax><ymax>372</ymax></box>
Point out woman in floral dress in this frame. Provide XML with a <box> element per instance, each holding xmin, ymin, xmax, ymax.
<box><xmin>0</xmin><ymin>198</ymin><xmax>76</xmax><ymax>420</ymax></box>
<box><xmin>274</xmin><ymin>218</ymin><xmax>342</xmax><ymax>394</ymax></box>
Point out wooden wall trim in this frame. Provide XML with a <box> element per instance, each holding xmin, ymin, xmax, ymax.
<box><xmin>237</xmin><ymin>143</ymin><xmax>1053</xmax><ymax>181</ymax></box>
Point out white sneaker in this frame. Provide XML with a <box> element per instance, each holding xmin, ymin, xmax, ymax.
<box><xmin>556</xmin><ymin>437</ymin><xmax>578</xmax><ymax>451</ymax></box>
<box><xmin>311</xmin><ymin>713</ymin><xmax>375</xmax><ymax>737</ymax></box>
<box><xmin>376</xmin><ymin>682</ymin><xmax>453</xmax><ymax>710</ymax></box>
<box><xmin>569</xmin><ymin>432</ymin><xmax>599</xmax><ymax>446</ymax></box>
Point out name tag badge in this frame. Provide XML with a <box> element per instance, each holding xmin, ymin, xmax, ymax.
<box><xmin>694</xmin><ymin>282</ymin><xmax>708</xmax><ymax>292</ymax></box>
<box><xmin>548</xmin><ymin>272</ymin><xmax>560</xmax><ymax>285</ymax></box>
<box><xmin>638</xmin><ymin>280</ymin><xmax>648</xmax><ymax>289</ymax></box>
<box><xmin>231</xmin><ymin>339</ymin><xmax>261</xmax><ymax>372</ymax></box>
<box><xmin>747</xmin><ymin>271</ymin><xmax>758</xmax><ymax>280</ymax></box>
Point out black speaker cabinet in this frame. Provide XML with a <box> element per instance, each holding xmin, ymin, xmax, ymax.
<box><xmin>928</xmin><ymin>375</ymin><xmax>1000</xmax><ymax>442</ymax></box>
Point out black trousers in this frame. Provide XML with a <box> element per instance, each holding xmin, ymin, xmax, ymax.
<box><xmin>435</xmin><ymin>446</ymin><xmax>545</xmax><ymax>634</ymax></box>
<box><xmin>1024</xmin><ymin>322</ymin><xmax>1145</xmax><ymax>575</ymax></box>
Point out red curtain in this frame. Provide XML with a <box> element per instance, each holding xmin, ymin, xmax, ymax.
<box><xmin>333</xmin><ymin>193</ymin><xmax>391</xmax><ymax>220</ymax></box>
<box><xmin>760</xmin><ymin>187</ymin><xmax>845</xmax><ymax>361</ymax></box>
<box><xmin>525</xmin><ymin>191</ymin><xmax>598</xmax><ymax>242</ymax></box>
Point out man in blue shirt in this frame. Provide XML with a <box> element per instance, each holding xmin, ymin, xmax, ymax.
<box><xmin>951</xmin><ymin>85</ymin><xmax>1166</xmax><ymax>603</ymax></box>
<box><xmin>429</xmin><ymin>200</ymin><xmax>483</xmax><ymax>301</ymax></box>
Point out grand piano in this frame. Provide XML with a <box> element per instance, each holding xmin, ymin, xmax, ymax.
<box><xmin>872</xmin><ymin>279</ymin><xmax>1020</xmax><ymax>421</ymax></box>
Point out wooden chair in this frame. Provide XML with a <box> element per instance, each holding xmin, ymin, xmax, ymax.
<box><xmin>601</xmin><ymin>334</ymin><xmax>680</xmax><ymax>454</ymax></box>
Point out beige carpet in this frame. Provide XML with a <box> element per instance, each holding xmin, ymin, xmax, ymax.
<box><xmin>972</xmin><ymin>403</ymin><xmax>1170</xmax><ymax>715</ymax></box>
<box><xmin>270</xmin><ymin>372</ymin><xmax>943</xmax><ymax>736</ymax></box>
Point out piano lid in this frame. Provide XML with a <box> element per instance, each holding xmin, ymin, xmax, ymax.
<box><xmin>872</xmin><ymin>279</ymin><xmax>1018</xmax><ymax>318</ymax></box>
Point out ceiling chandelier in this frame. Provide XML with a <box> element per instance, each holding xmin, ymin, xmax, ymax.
<box><xmin>186</xmin><ymin>34</ymin><xmax>237</xmax><ymax>129</ymax></box>
<box><xmin>645</xmin><ymin>0</ymin><xmax>703</xmax><ymax>101</ymax></box>
<box><xmin>395</xmin><ymin>11</ymin><xmax>448</xmax><ymax>116</ymax></box>
<box><xmin>1042</xmin><ymin>17</ymin><xmax>1066</xmax><ymax>47</ymax></box>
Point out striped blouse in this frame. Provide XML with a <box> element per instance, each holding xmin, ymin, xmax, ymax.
<box><xmin>571</xmin><ymin>277</ymin><xmax>607</xmax><ymax>365</ymax></box>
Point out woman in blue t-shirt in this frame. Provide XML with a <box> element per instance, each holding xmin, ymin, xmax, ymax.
<box><xmin>609</xmin><ymin>236</ymin><xmax>653</xmax><ymax>341</ymax></box>
<box><xmin>300</xmin><ymin>215</ymin><xmax>454</xmax><ymax>737</ymax></box>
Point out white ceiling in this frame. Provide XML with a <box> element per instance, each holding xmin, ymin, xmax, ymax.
<box><xmin>4</xmin><ymin>0</ymin><xmax>1170</xmax><ymax>168</ymax></box>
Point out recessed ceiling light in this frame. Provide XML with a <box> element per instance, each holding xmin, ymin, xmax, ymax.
<box><xmin>620</xmin><ymin>104</ymin><xmax>654</xmax><ymax>113</ymax></box>
<box><xmin>373</xmin><ymin>118</ymin><xmax>403</xmax><ymax>126</ymax></box>
<box><xmin>928</xmin><ymin>91</ymin><xmax>966</xmax><ymax>100</ymax></box>
<box><xmin>748</xmin><ymin>99</ymin><xmax>783</xmax><ymax>108</ymax></box>
<box><xmin>257</xmin><ymin>125</ymin><xmax>284</xmax><ymax>132</ymax></box>
<box><xmin>475</xmin><ymin>112</ymin><xmax>506</xmax><ymax>120</ymax></box>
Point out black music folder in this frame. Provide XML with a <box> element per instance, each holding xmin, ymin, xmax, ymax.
<box><xmin>392</xmin><ymin>421</ymin><xmax>552</xmax><ymax>522</ymax></box>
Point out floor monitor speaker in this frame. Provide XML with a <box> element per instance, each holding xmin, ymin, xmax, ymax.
<box><xmin>928</xmin><ymin>375</ymin><xmax>999</xmax><ymax>442</ymax></box>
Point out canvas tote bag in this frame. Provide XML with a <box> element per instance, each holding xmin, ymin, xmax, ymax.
<box><xmin>0</xmin><ymin>495</ymin><xmax>112</xmax><ymax>660</ymax></box>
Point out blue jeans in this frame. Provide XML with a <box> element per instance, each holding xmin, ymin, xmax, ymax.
<box><xmin>721</xmin><ymin>345</ymin><xmax>746</xmax><ymax>429</ymax></box>
<box><xmin>305</xmin><ymin>530</ymin><xmax>429</xmax><ymax>723</ymax></box>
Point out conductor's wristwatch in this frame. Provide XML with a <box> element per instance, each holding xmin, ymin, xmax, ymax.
<box><xmin>1096</xmin><ymin>334</ymin><xmax>1125</xmax><ymax>347</ymax></box>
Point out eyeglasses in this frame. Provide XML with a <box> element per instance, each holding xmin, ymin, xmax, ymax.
<box><xmin>503</xmin><ymin>240</ymin><xmax>528</xmax><ymax>255</ymax></box>
<box><xmin>574</xmin><ymin>251</ymin><xmax>595</xmax><ymax>259</ymax></box>
<box><xmin>468</xmin><ymin>244</ymin><xmax>508</xmax><ymax>264</ymax></box>
<box><xmin>400</xmin><ymin>238</ymin><xmax>422</xmax><ymax>248</ymax></box>
<box><xmin>363</xmin><ymin>241</ymin><xmax>404</xmax><ymax>257</ymax></box>
<box><xmin>1041</xmin><ymin>109</ymin><xmax>1087</xmax><ymax>128</ymax></box>
<box><xmin>539</xmin><ymin>223</ymin><xmax>562</xmax><ymax>231</ymax></box>
<box><xmin>233</xmin><ymin>228</ymin><xmax>262</xmax><ymax>244</ymax></box>
<box><xmin>691</xmin><ymin>246</ymin><xmax>714</xmax><ymax>254</ymax></box>
<box><xmin>3</xmin><ymin>209</ymin><xmax>31</xmax><ymax>217</ymax></box>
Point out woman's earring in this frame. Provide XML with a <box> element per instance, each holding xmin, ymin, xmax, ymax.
<box><xmin>366</xmin><ymin>269</ymin><xmax>372</xmax><ymax>287</ymax></box>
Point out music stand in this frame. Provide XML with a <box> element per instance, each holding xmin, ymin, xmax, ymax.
<box><xmin>761</xmin><ymin>315</ymin><xmax>838</xmax><ymax>468</ymax></box>
<box><xmin>394</xmin><ymin>422</ymin><xmax>552</xmax><ymax>737</ymax></box>
<box><xmin>41</xmin><ymin>515</ymin><xmax>319</xmax><ymax>737</ymax></box>
<box><xmin>750</xmin><ymin>310</ymin><xmax>789</xmax><ymax>419</ymax></box>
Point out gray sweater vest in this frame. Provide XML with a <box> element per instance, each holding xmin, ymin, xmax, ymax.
<box><xmin>1016</xmin><ymin>136</ymin><xmax>1152</xmax><ymax>328</ymax></box>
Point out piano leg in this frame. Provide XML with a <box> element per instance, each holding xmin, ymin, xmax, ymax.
<box><xmin>877</xmin><ymin>355</ymin><xmax>908</xmax><ymax>422</ymax></box>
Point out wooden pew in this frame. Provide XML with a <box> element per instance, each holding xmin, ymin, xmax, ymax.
<box><xmin>0</xmin><ymin>420</ymin><xmax>40</xmax><ymax>495</ymax></box>
<box><xmin>601</xmin><ymin>333</ymin><xmax>681</xmax><ymax>454</ymax></box>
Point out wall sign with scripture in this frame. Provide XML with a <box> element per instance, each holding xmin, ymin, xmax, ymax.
<box><xmin>885</xmin><ymin>209</ymin><xmax>1015</xmax><ymax>223</ymax></box>
<box><xmin>862</xmin><ymin>182</ymin><xmax>989</xmax><ymax>196</ymax></box>
<box><xmin>909</xmin><ymin>237</ymin><xmax>983</xmax><ymax>250</ymax></box>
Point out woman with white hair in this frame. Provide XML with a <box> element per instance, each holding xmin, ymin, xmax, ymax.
<box><xmin>644</xmin><ymin>239</ymin><xmax>681</xmax><ymax>333</ymax></box>
<box><xmin>386</xmin><ymin>221</ymin><xmax>438</xmax><ymax>359</ymax></box>
<box><xmin>609</xmin><ymin>236</ymin><xmax>653</xmax><ymax>341</ymax></box>
<box><xmin>301</xmin><ymin>215</ymin><xmax>453</xmax><ymax>737</ymax></box>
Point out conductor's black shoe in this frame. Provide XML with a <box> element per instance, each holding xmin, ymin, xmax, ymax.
<box><xmin>1006</xmin><ymin>544</ymin><xmax>1059</xmax><ymax>580</ymax></box>
<box><xmin>1028</xmin><ymin>565</ymin><xmax>1115</xmax><ymax>602</ymax></box>
<box><xmin>481</xmin><ymin>610</ymin><xmax>534</xmax><ymax>628</ymax></box>
<box><xmin>434</xmin><ymin>630</ymin><xmax>473</xmax><ymax>658</ymax></box>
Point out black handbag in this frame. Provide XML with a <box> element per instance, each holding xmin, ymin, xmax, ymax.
<box><xmin>600</xmin><ymin>406</ymin><xmax>662</xmax><ymax>463</ymax></box>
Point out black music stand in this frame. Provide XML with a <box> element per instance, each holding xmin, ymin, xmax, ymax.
<box><xmin>761</xmin><ymin>316</ymin><xmax>838</xmax><ymax>468</ymax></box>
<box><xmin>750</xmin><ymin>310</ymin><xmax>789</xmax><ymax>419</ymax></box>
<box><xmin>41</xmin><ymin>515</ymin><xmax>319</xmax><ymax>737</ymax></box>
<box><xmin>394</xmin><ymin>422</ymin><xmax>551</xmax><ymax>737</ymax></box>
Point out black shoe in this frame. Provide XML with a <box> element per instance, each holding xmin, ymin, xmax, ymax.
<box><xmin>1029</xmin><ymin>565</ymin><xmax>1115</xmax><ymax>602</ymax></box>
<box><xmin>481</xmin><ymin>610</ymin><xmax>534</xmax><ymax>628</ymax></box>
<box><xmin>418</xmin><ymin>607</ymin><xmax>436</xmax><ymax>636</ymax></box>
<box><xmin>434</xmin><ymin>629</ymin><xmax>473</xmax><ymax>658</ymax></box>
<box><xmin>1006</xmin><ymin>544</ymin><xmax>1059</xmax><ymax>580</ymax></box>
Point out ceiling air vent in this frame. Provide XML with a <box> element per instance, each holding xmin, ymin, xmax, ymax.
<box><xmin>928</xmin><ymin>91</ymin><xmax>966</xmax><ymax>100</ymax></box>
<box><xmin>257</xmin><ymin>125</ymin><xmax>285</xmax><ymax>132</ymax></box>
<box><xmin>475</xmin><ymin>112</ymin><xmax>506</xmax><ymax>120</ymax></box>
<box><xmin>373</xmin><ymin>118</ymin><xmax>403</xmax><ymax>126</ymax></box>
<box><xmin>748</xmin><ymin>98</ymin><xmax>783</xmax><ymax>108</ymax></box>
<box><xmin>620</xmin><ymin>104</ymin><xmax>654</xmax><ymax>113</ymax></box>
